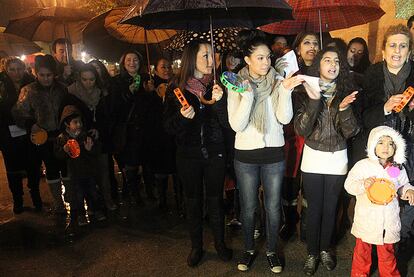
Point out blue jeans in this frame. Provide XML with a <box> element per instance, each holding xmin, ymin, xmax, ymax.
<box><xmin>234</xmin><ymin>159</ymin><xmax>284</xmax><ymax>253</ymax></box>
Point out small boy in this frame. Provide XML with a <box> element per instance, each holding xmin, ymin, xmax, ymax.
<box><xmin>55</xmin><ymin>105</ymin><xmax>105</xmax><ymax>233</ymax></box>
<box><xmin>345</xmin><ymin>126</ymin><xmax>414</xmax><ymax>277</ymax></box>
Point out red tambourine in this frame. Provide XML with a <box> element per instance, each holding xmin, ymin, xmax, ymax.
<box><xmin>393</xmin><ymin>86</ymin><xmax>414</xmax><ymax>113</ymax></box>
<box><xmin>66</xmin><ymin>139</ymin><xmax>80</xmax><ymax>159</ymax></box>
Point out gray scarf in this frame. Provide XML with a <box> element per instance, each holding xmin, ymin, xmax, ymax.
<box><xmin>68</xmin><ymin>81</ymin><xmax>103</xmax><ymax>111</ymax></box>
<box><xmin>383</xmin><ymin>61</ymin><xmax>411</xmax><ymax>99</ymax></box>
<box><xmin>238</xmin><ymin>66</ymin><xmax>280</xmax><ymax>133</ymax></box>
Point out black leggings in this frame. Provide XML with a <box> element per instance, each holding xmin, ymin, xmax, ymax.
<box><xmin>302</xmin><ymin>172</ymin><xmax>344</xmax><ymax>255</ymax></box>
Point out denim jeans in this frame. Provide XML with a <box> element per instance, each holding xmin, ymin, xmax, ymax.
<box><xmin>234</xmin><ymin>159</ymin><xmax>285</xmax><ymax>253</ymax></box>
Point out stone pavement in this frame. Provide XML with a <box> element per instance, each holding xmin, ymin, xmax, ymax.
<box><xmin>0</xmin><ymin>160</ymin><xmax>413</xmax><ymax>276</ymax></box>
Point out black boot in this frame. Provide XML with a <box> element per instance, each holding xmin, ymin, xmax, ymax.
<box><xmin>186</xmin><ymin>198</ymin><xmax>204</xmax><ymax>266</ymax></box>
<box><xmin>300</xmin><ymin>207</ymin><xmax>307</xmax><ymax>242</ymax></box>
<box><xmin>280</xmin><ymin>205</ymin><xmax>299</xmax><ymax>241</ymax></box>
<box><xmin>157</xmin><ymin>176</ymin><xmax>168</xmax><ymax>210</ymax></box>
<box><xmin>207</xmin><ymin>197</ymin><xmax>233</xmax><ymax>262</ymax></box>
<box><xmin>30</xmin><ymin>189</ymin><xmax>43</xmax><ymax>212</ymax></box>
<box><xmin>125</xmin><ymin>169</ymin><xmax>143</xmax><ymax>206</ymax></box>
<box><xmin>7</xmin><ymin>173</ymin><xmax>24</xmax><ymax>214</ymax></box>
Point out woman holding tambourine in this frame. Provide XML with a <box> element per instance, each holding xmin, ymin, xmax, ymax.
<box><xmin>163</xmin><ymin>40</ymin><xmax>232</xmax><ymax>267</ymax></box>
<box><xmin>226</xmin><ymin>29</ymin><xmax>304</xmax><ymax>273</ymax></box>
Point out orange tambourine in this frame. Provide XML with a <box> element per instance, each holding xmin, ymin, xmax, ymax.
<box><xmin>66</xmin><ymin>139</ymin><xmax>80</xmax><ymax>159</ymax></box>
<box><xmin>31</xmin><ymin>129</ymin><xmax>48</xmax><ymax>145</ymax></box>
<box><xmin>367</xmin><ymin>178</ymin><xmax>397</xmax><ymax>205</ymax></box>
<box><xmin>393</xmin><ymin>86</ymin><xmax>414</xmax><ymax>113</ymax></box>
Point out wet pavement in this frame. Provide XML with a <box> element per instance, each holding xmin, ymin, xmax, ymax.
<box><xmin>0</xmin><ymin>157</ymin><xmax>413</xmax><ymax>277</ymax></box>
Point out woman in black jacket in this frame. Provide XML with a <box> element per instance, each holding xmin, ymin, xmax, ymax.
<box><xmin>163</xmin><ymin>40</ymin><xmax>232</xmax><ymax>267</ymax></box>
<box><xmin>294</xmin><ymin>47</ymin><xmax>360</xmax><ymax>275</ymax></box>
<box><xmin>109</xmin><ymin>50</ymin><xmax>157</xmax><ymax>207</ymax></box>
<box><xmin>63</xmin><ymin>64</ymin><xmax>116</xmax><ymax>211</ymax></box>
<box><xmin>0</xmin><ymin>57</ymin><xmax>41</xmax><ymax>213</ymax></box>
<box><xmin>357</xmin><ymin>24</ymin><xmax>414</xmax><ymax>253</ymax></box>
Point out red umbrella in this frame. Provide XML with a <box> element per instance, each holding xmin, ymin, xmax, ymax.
<box><xmin>260</xmin><ymin>0</ymin><xmax>385</xmax><ymax>40</ymax></box>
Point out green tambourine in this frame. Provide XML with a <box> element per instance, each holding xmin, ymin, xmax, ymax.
<box><xmin>220</xmin><ymin>71</ymin><xmax>246</xmax><ymax>93</ymax></box>
<box><xmin>134</xmin><ymin>74</ymin><xmax>141</xmax><ymax>89</ymax></box>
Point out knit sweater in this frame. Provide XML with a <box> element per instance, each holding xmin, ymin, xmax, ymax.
<box><xmin>227</xmin><ymin>80</ymin><xmax>293</xmax><ymax>150</ymax></box>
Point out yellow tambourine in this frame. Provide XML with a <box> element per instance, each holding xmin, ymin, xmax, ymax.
<box><xmin>367</xmin><ymin>178</ymin><xmax>397</xmax><ymax>205</ymax></box>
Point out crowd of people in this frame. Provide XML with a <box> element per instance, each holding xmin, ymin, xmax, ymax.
<box><xmin>1</xmin><ymin>16</ymin><xmax>414</xmax><ymax>276</ymax></box>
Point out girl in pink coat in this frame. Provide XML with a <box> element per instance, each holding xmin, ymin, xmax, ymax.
<box><xmin>345</xmin><ymin>126</ymin><xmax>414</xmax><ymax>277</ymax></box>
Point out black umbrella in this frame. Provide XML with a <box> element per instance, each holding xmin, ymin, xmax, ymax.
<box><xmin>122</xmin><ymin>0</ymin><xmax>293</xmax><ymax>31</ymax></box>
<box><xmin>83</xmin><ymin>8</ymin><xmax>172</xmax><ymax>65</ymax></box>
<box><xmin>122</xmin><ymin>0</ymin><xmax>293</xmax><ymax>81</ymax></box>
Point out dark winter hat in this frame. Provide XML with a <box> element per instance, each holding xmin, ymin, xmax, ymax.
<box><xmin>60</xmin><ymin>105</ymin><xmax>82</xmax><ymax>127</ymax></box>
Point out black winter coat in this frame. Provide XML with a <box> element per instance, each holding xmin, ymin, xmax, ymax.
<box><xmin>163</xmin><ymin>83</ymin><xmax>229</xmax><ymax>156</ymax></box>
<box><xmin>355</xmin><ymin>61</ymin><xmax>414</xmax><ymax>178</ymax></box>
<box><xmin>109</xmin><ymin>72</ymin><xmax>158</xmax><ymax>164</ymax></box>
<box><xmin>0</xmin><ymin>72</ymin><xmax>34</xmax><ymax>147</ymax></box>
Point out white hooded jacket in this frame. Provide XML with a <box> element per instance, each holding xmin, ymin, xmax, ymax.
<box><xmin>345</xmin><ymin>126</ymin><xmax>414</xmax><ymax>245</ymax></box>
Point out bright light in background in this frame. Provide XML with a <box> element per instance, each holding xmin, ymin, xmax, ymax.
<box><xmin>20</xmin><ymin>55</ymin><xmax>26</xmax><ymax>61</ymax></box>
<box><xmin>81</xmin><ymin>51</ymin><xmax>87</xmax><ymax>62</ymax></box>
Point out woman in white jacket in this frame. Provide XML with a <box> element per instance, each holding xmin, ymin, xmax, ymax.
<box><xmin>227</xmin><ymin>29</ymin><xmax>304</xmax><ymax>273</ymax></box>
<box><xmin>345</xmin><ymin>126</ymin><xmax>414</xmax><ymax>277</ymax></box>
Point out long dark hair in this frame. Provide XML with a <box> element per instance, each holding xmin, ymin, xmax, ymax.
<box><xmin>177</xmin><ymin>40</ymin><xmax>210</xmax><ymax>92</ymax></box>
<box><xmin>237</xmin><ymin>29</ymin><xmax>269</xmax><ymax>59</ymax></box>
<box><xmin>347</xmin><ymin>37</ymin><xmax>371</xmax><ymax>74</ymax></box>
<box><xmin>77</xmin><ymin>63</ymin><xmax>104</xmax><ymax>90</ymax></box>
<box><xmin>89</xmin><ymin>59</ymin><xmax>111</xmax><ymax>88</ymax></box>
<box><xmin>292</xmin><ymin>31</ymin><xmax>319</xmax><ymax>72</ymax></box>
<box><xmin>308</xmin><ymin>46</ymin><xmax>356</xmax><ymax>99</ymax></box>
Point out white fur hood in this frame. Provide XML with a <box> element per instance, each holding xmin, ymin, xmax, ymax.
<box><xmin>366</xmin><ymin>126</ymin><xmax>406</xmax><ymax>164</ymax></box>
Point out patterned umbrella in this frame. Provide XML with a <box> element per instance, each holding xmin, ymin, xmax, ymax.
<box><xmin>260</xmin><ymin>0</ymin><xmax>385</xmax><ymax>35</ymax></box>
<box><xmin>395</xmin><ymin>0</ymin><xmax>414</xmax><ymax>19</ymax></box>
<box><xmin>165</xmin><ymin>28</ymin><xmax>242</xmax><ymax>53</ymax></box>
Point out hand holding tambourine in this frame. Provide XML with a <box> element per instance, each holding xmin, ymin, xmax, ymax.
<box><xmin>31</xmin><ymin>124</ymin><xmax>47</xmax><ymax>145</ymax></box>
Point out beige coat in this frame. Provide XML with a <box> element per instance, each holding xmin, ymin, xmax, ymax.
<box><xmin>345</xmin><ymin>126</ymin><xmax>414</xmax><ymax>245</ymax></box>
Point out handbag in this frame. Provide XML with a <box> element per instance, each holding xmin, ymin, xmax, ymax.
<box><xmin>112</xmin><ymin>103</ymin><xmax>135</xmax><ymax>153</ymax></box>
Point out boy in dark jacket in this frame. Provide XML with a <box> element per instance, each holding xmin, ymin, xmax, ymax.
<box><xmin>55</xmin><ymin>105</ymin><xmax>105</xmax><ymax>233</ymax></box>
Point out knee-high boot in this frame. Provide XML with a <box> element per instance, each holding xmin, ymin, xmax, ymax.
<box><xmin>7</xmin><ymin>172</ymin><xmax>24</xmax><ymax>213</ymax></box>
<box><xmin>47</xmin><ymin>179</ymin><xmax>66</xmax><ymax>214</ymax></box>
<box><xmin>125</xmin><ymin>168</ymin><xmax>142</xmax><ymax>206</ymax></box>
<box><xmin>207</xmin><ymin>197</ymin><xmax>233</xmax><ymax>261</ymax></box>
<box><xmin>186</xmin><ymin>197</ymin><xmax>204</xmax><ymax>266</ymax></box>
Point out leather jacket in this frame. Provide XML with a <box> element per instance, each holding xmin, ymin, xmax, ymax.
<box><xmin>294</xmin><ymin>88</ymin><xmax>360</xmax><ymax>152</ymax></box>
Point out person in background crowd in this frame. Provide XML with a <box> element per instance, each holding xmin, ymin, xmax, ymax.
<box><xmin>325</xmin><ymin>38</ymin><xmax>348</xmax><ymax>56</ymax></box>
<box><xmin>109</xmin><ymin>50</ymin><xmax>157</xmax><ymax>211</ymax></box>
<box><xmin>163</xmin><ymin>40</ymin><xmax>232</xmax><ymax>267</ymax></box>
<box><xmin>0</xmin><ymin>57</ymin><xmax>41</xmax><ymax>213</ymax></box>
<box><xmin>294</xmin><ymin>47</ymin><xmax>360</xmax><ymax>275</ymax></box>
<box><xmin>51</xmin><ymin>38</ymin><xmax>82</xmax><ymax>86</ymax></box>
<box><xmin>228</xmin><ymin>29</ymin><xmax>304</xmax><ymax>273</ymax></box>
<box><xmin>271</xmin><ymin>36</ymin><xmax>288</xmax><ymax>59</ymax></box>
<box><xmin>13</xmin><ymin>55</ymin><xmax>70</xmax><ymax>217</ymax></box>
<box><xmin>347</xmin><ymin>37</ymin><xmax>371</xmax><ymax>75</ymax></box>
<box><xmin>89</xmin><ymin>59</ymin><xmax>120</xmax><ymax>201</ymax></box>
<box><xmin>276</xmin><ymin>31</ymin><xmax>321</xmax><ymax>242</ymax></box>
<box><xmin>407</xmin><ymin>15</ymin><xmax>414</xmax><ymax>61</ymax></box>
<box><xmin>150</xmin><ymin>57</ymin><xmax>179</xmax><ymax>211</ymax></box>
<box><xmin>357</xmin><ymin>24</ymin><xmax>414</xmax><ymax>254</ymax></box>
<box><xmin>64</xmin><ymin>64</ymin><xmax>116</xmax><ymax>211</ymax></box>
